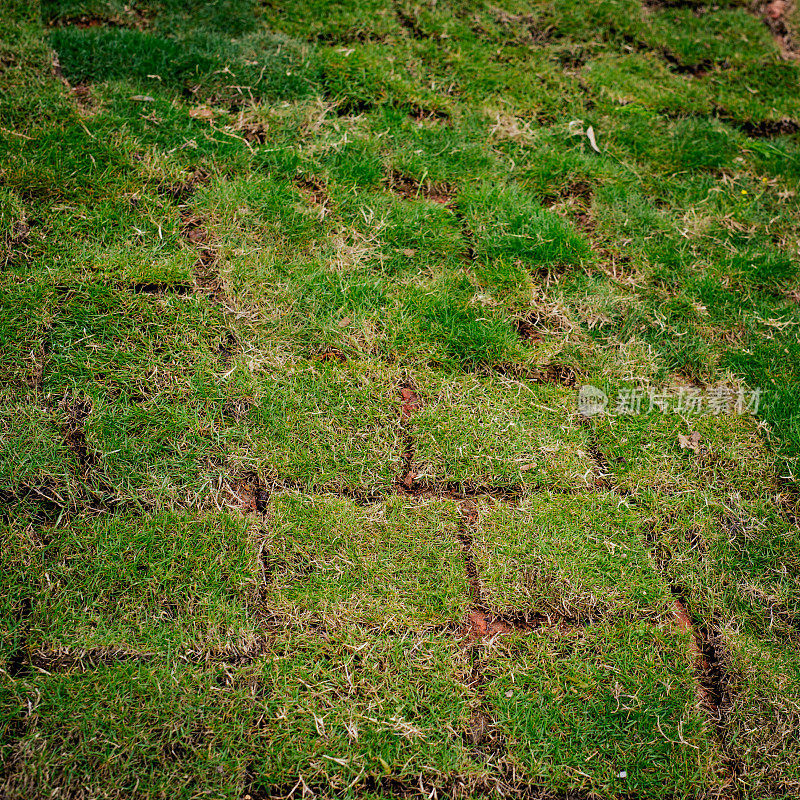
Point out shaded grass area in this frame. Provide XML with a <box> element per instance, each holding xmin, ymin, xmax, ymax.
<box><xmin>2</xmin><ymin>0</ymin><xmax>800</xmax><ymax>797</ymax></box>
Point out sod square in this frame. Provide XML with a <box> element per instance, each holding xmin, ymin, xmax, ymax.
<box><xmin>473</xmin><ymin>493</ymin><xmax>672</xmax><ymax>622</ymax></box>
<box><xmin>591</xmin><ymin>406</ymin><xmax>778</xmax><ymax>499</ymax></box>
<box><xmin>411</xmin><ymin>372</ymin><xmax>595</xmax><ymax>491</ymax></box>
<box><xmin>0</xmin><ymin>659</ymin><xmax>255</xmax><ymax>800</ymax></box>
<box><xmin>482</xmin><ymin>621</ymin><xmax>726</xmax><ymax>799</ymax></box>
<box><xmin>636</xmin><ymin>492</ymin><xmax>800</xmax><ymax>646</ymax></box>
<box><xmin>458</xmin><ymin>182</ymin><xmax>590</xmax><ymax>274</ymax></box>
<box><xmin>17</xmin><ymin>510</ymin><xmax>260</xmax><ymax>654</ymax></box>
<box><xmin>246</xmin><ymin>628</ymin><xmax>480</xmax><ymax>792</ymax></box>
<box><xmin>42</xmin><ymin>282</ymin><xmax>226</xmax><ymax>397</ymax></box>
<box><xmin>261</xmin><ymin>494</ymin><xmax>469</xmax><ymax>631</ymax></box>
<box><xmin>218</xmin><ymin>361</ymin><xmax>401</xmax><ymax>494</ymax></box>
<box><xmin>0</xmin><ymin>401</ymin><xmax>76</xmax><ymax>493</ymax></box>
<box><xmin>721</xmin><ymin>628</ymin><xmax>800</xmax><ymax>798</ymax></box>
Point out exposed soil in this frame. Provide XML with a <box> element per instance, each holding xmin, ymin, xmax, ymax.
<box><xmin>670</xmin><ymin>595</ymin><xmax>724</xmax><ymax>713</ymax></box>
<box><xmin>536</xmin><ymin>362</ymin><xmax>578</xmax><ymax>387</ymax></box>
<box><xmin>218</xmin><ymin>330</ymin><xmax>238</xmax><ymax>369</ymax></box>
<box><xmin>513</xmin><ymin>308</ymin><xmax>571</xmax><ymax>343</ymax></box>
<box><xmin>162</xmin><ymin>168</ymin><xmax>210</xmax><ymax>202</ymax></box>
<box><xmin>488</xmin><ymin>361</ymin><xmax>578</xmax><ymax>387</ymax></box>
<box><xmin>643</xmin><ymin>0</ymin><xmax>709</xmax><ymax>9</ymax></box>
<box><xmin>313</xmin><ymin>347</ymin><xmax>347</xmax><ymax>363</ymax></box>
<box><xmin>408</xmin><ymin>105</ymin><xmax>451</xmax><ymax>122</ymax></box>
<box><xmin>491</xmin><ymin>7</ymin><xmax>552</xmax><ymax>44</ymax></box>
<box><xmin>513</xmin><ymin>315</ymin><xmax>545</xmax><ymax>343</ymax></box>
<box><xmin>71</xmin><ymin>82</ymin><xmax>96</xmax><ymax>113</ymax></box>
<box><xmin>737</xmin><ymin>117</ymin><xmax>800</xmax><ymax>137</ymax></box>
<box><xmin>0</xmin><ymin>483</ymin><xmax>67</xmax><ymax>523</ymax></box>
<box><xmin>232</xmin><ymin>472</ymin><xmax>271</xmax><ymax>514</ymax></box>
<box><xmin>660</xmin><ymin>50</ymin><xmax>712</xmax><ymax>76</ymax></box>
<box><xmin>541</xmin><ymin>179</ymin><xmax>594</xmax><ymax>206</ymax></box>
<box><xmin>394</xmin><ymin>2</ymin><xmax>429</xmax><ymax>40</ymax></box>
<box><xmin>6</xmin><ymin>597</ymin><xmax>33</xmax><ymax>678</ymax></box>
<box><xmin>129</xmin><ymin>282</ymin><xmax>193</xmax><ymax>295</ymax></box>
<box><xmin>294</xmin><ymin>176</ymin><xmax>329</xmax><ymax>207</ymax></box>
<box><xmin>222</xmin><ymin>397</ymin><xmax>252</xmax><ymax>421</ymax></box>
<box><xmin>642</xmin><ymin>514</ymin><xmax>741</xmax><ymax>796</ymax></box>
<box><xmin>49</xmin><ymin>9</ymin><xmax>149</xmax><ymax>30</ymax></box>
<box><xmin>576</xmin><ymin>414</ymin><xmax>617</xmax><ymax>491</ymax></box>
<box><xmin>457</xmin><ymin>502</ymin><xmax>485</xmax><ymax>609</ymax></box>
<box><xmin>384</xmin><ymin>170</ymin><xmax>455</xmax><ymax>205</ymax></box>
<box><xmin>59</xmin><ymin>395</ymin><xmax>95</xmax><ymax>475</ymax></box>
<box><xmin>180</xmin><ymin>213</ymin><xmax>224</xmax><ymax>301</ymax></box>
<box><xmin>759</xmin><ymin>0</ymin><xmax>800</xmax><ymax>59</ymax></box>
<box><xmin>398</xmin><ymin>384</ymin><xmax>422</xmax><ymax>489</ymax></box>
<box><xmin>2</xmin><ymin>219</ymin><xmax>31</xmax><ymax>269</ymax></box>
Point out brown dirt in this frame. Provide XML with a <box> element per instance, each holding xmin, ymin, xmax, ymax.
<box><xmin>218</xmin><ymin>330</ymin><xmax>238</xmax><ymax>369</ymax></box>
<box><xmin>738</xmin><ymin>117</ymin><xmax>800</xmax><ymax>137</ymax></box>
<box><xmin>71</xmin><ymin>82</ymin><xmax>96</xmax><ymax>113</ymax></box>
<box><xmin>314</xmin><ymin>347</ymin><xmax>347</xmax><ymax>363</ymax></box>
<box><xmin>384</xmin><ymin>170</ymin><xmax>455</xmax><ymax>205</ymax></box>
<box><xmin>58</xmin><ymin>395</ymin><xmax>95</xmax><ymax>475</ymax></box>
<box><xmin>670</xmin><ymin>596</ymin><xmax>726</xmax><ymax>719</ymax></box>
<box><xmin>179</xmin><ymin>213</ymin><xmax>224</xmax><ymax>301</ymax></box>
<box><xmin>408</xmin><ymin>105</ymin><xmax>450</xmax><ymax>123</ymax></box>
<box><xmin>491</xmin><ymin>7</ymin><xmax>552</xmax><ymax>43</ymax></box>
<box><xmin>294</xmin><ymin>176</ymin><xmax>329</xmax><ymax>207</ymax></box>
<box><xmin>163</xmin><ymin>168</ymin><xmax>210</xmax><ymax>202</ymax></box>
<box><xmin>50</xmin><ymin>8</ymin><xmax>149</xmax><ymax>30</ymax></box>
<box><xmin>232</xmin><ymin>473</ymin><xmax>270</xmax><ymax>514</ymax></box>
<box><xmin>457</xmin><ymin>501</ymin><xmax>485</xmax><ymax>608</ymax></box>
<box><xmin>759</xmin><ymin>0</ymin><xmax>800</xmax><ymax>59</ymax></box>
<box><xmin>0</xmin><ymin>483</ymin><xmax>67</xmax><ymax>520</ymax></box>
<box><xmin>394</xmin><ymin>2</ymin><xmax>429</xmax><ymax>40</ymax></box>
<box><xmin>129</xmin><ymin>282</ymin><xmax>193</xmax><ymax>295</ymax></box>
<box><xmin>643</xmin><ymin>0</ymin><xmax>709</xmax><ymax>9</ymax></box>
<box><xmin>513</xmin><ymin>307</ymin><xmax>572</xmax><ymax>343</ymax></box>
<box><xmin>397</xmin><ymin>383</ymin><xmax>422</xmax><ymax>490</ymax></box>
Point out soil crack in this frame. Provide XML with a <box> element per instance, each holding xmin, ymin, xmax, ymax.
<box><xmin>397</xmin><ymin>383</ymin><xmax>422</xmax><ymax>491</ymax></box>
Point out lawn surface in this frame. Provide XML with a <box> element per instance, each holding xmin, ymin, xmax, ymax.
<box><xmin>2</xmin><ymin>0</ymin><xmax>800</xmax><ymax>798</ymax></box>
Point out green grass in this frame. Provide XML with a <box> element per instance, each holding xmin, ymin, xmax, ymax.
<box><xmin>2</xmin><ymin>0</ymin><xmax>800</xmax><ymax>797</ymax></box>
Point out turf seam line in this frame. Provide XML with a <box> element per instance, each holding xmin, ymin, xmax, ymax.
<box><xmin>218</xmin><ymin>329</ymin><xmax>239</xmax><ymax>370</ymax></box>
<box><xmin>393</xmin><ymin>1</ymin><xmax>429</xmax><ymax>41</ymax></box>
<box><xmin>128</xmin><ymin>281</ymin><xmax>193</xmax><ymax>296</ymax></box>
<box><xmin>573</xmin><ymin>418</ymin><xmax>746</xmax><ymax>789</ymax></box>
<box><xmin>1</xmin><ymin>216</ymin><xmax>31</xmax><ymax>270</ymax></box>
<box><xmin>757</xmin><ymin>0</ymin><xmax>800</xmax><ymax>60</ymax></box>
<box><xmin>50</xmin><ymin>394</ymin><xmax>141</xmax><ymax>516</ymax></box>
<box><xmin>5</xmin><ymin>597</ymin><xmax>33</xmax><ymax>680</ymax></box>
<box><xmin>163</xmin><ymin>169</ymin><xmax>227</xmax><ymax>304</ymax></box>
<box><xmin>457</xmin><ymin>501</ymin><xmax>485</xmax><ymax>610</ymax></box>
<box><xmin>640</xmin><ymin>519</ymin><xmax>743</xmax><ymax>797</ymax></box>
<box><xmin>397</xmin><ymin>381</ymin><xmax>422</xmax><ymax>491</ymax></box>
<box><xmin>452</xmin><ymin>199</ymin><xmax>479</xmax><ymax>267</ymax></box>
<box><xmin>383</xmin><ymin>170</ymin><xmax>455</xmax><ymax>206</ymax></box>
<box><xmin>293</xmin><ymin>175</ymin><xmax>330</xmax><ymax>214</ymax></box>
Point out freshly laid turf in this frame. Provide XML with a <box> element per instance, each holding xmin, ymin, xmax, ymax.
<box><xmin>2</xmin><ymin>0</ymin><xmax>800</xmax><ymax>797</ymax></box>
